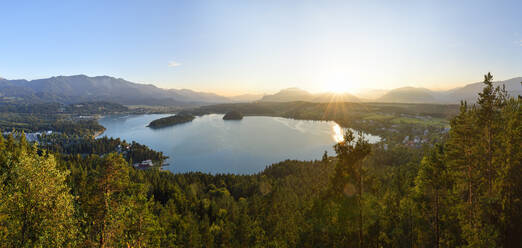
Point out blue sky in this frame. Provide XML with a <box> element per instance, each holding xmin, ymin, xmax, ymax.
<box><xmin>1</xmin><ymin>0</ymin><xmax>521</xmax><ymax>95</ymax></box>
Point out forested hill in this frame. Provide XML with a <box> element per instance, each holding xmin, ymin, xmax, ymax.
<box><xmin>0</xmin><ymin>73</ymin><xmax>520</xmax><ymax>247</ymax></box>
<box><xmin>148</xmin><ymin>114</ymin><xmax>195</xmax><ymax>128</ymax></box>
<box><xmin>0</xmin><ymin>75</ymin><xmax>230</xmax><ymax>105</ymax></box>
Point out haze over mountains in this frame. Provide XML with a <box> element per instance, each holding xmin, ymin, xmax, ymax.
<box><xmin>375</xmin><ymin>77</ymin><xmax>522</xmax><ymax>103</ymax></box>
<box><xmin>259</xmin><ymin>87</ymin><xmax>360</xmax><ymax>103</ymax></box>
<box><xmin>0</xmin><ymin>75</ymin><xmax>520</xmax><ymax>105</ymax></box>
<box><xmin>0</xmin><ymin>75</ymin><xmax>230</xmax><ymax>105</ymax></box>
<box><xmin>260</xmin><ymin>77</ymin><xmax>521</xmax><ymax>104</ymax></box>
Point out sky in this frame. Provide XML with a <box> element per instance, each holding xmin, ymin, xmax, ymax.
<box><xmin>1</xmin><ymin>0</ymin><xmax>521</xmax><ymax>96</ymax></box>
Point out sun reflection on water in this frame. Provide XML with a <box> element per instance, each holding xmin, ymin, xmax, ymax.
<box><xmin>332</xmin><ymin>124</ymin><xmax>344</xmax><ymax>143</ymax></box>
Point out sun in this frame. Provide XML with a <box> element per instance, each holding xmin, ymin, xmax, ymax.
<box><xmin>323</xmin><ymin>81</ymin><xmax>355</xmax><ymax>94</ymax></box>
<box><xmin>323</xmin><ymin>80</ymin><xmax>355</xmax><ymax>94</ymax></box>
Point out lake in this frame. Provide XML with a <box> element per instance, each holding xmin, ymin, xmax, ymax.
<box><xmin>98</xmin><ymin>114</ymin><xmax>380</xmax><ymax>174</ymax></box>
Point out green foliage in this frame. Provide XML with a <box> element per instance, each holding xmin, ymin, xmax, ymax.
<box><xmin>0</xmin><ymin>102</ymin><xmax>128</xmax><ymax>135</ymax></box>
<box><xmin>0</xmin><ymin>73</ymin><xmax>519</xmax><ymax>247</ymax></box>
<box><xmin>0</xmin><ymin>112</ymin><xmax>105</xmax><ymax>135</ymax></box>
<box><xmin>0</xmin><ymin>141</ymin><xmax>78</xmax><ymax>247</ymax></box>
<box><xmin>40</xmin><ymin>135</ymin><xmax>167</xmax><ymax>166</ymax></box>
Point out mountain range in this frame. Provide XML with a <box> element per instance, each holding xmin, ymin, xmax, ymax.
<box><xmin>0</xmin><ymin>75</ymin><xmax>520</xmax><ymax>105</ymax></box>
<box><xmin>261</xmin><ymin>77</ymin><xmax>521</xmax><ymax>104</ymax></box>
<box><xmin>374</xmin><ymin>77</ymin><xmax>521</xmax><ymax>103</ymax></box>
<box><xmin>0</xmin><ymin>75</ymin><xmax>230</xmax><ymax>105</ymax></box>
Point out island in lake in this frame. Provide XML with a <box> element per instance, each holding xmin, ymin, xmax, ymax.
<box><xmin>223</xmin><ymin>111</ymin><xmax>244</xmax><ymax>120</ymax></box>
<box><xmin>147</xmin><ymin>114</ymin><xmax>195</xmax><ymax>128</ymax></box>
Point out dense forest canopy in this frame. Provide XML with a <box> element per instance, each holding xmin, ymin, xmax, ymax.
<box><xmin>0</xmin><ymin>102</ymin><xmax>129</xmax><ymax>135</ymax></box>
<box><xmin>0</xmin><ymin>74</ymin><xmax>520</xmax><ymax>247</ymax></box>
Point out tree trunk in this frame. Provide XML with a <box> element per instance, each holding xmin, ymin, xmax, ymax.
<box><xmin>487</xmin><ymin>124</ymin><xmax>493</xmax><ymax>193</ymax></box>
<box><xmin>358</xmin><ymin>168</ymin><xmax>364</xmax><ymax>248</ymax></box>
<box><xmin>410</xmin><ymin>207</ymin><xmax>414</xmax><ymax>248</ymax></box>
<box><xmin>468</xmin><ymin>162</ymin><xmax>473</xmax><ymax>225</ymax></box>
<box><xmin>466</xmin><ymin>149</ymin><xmax>474</xmax><ymax>228</ymax></box>
<box><xmin>435</xmin><ymin>189</ymin><xmax>440</xmax><ymax>248</ymax></box>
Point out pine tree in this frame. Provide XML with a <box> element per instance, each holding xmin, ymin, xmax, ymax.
<box><xmin>476</xmin><ymin>72</ymin><xmax>505</xmax><ymax>194</ymax></box>
<box><xmin>497</xmin><ymin>97</ymin><xmax>522</xmax><ymax>247</ymax></box>
<box><xmin>322</xmin><ymin>150</ymin><xmax>328</xmax><ymax>163</ymax></box>
<box><xmin>415</xmin><ymin>144</ymin><xmax>453</xmax><ymax>248</ymax></box>
<box><xmin>330</xmin><ymin>130</ymin><xmax>371</xmax><ymax>248</ymax></box>
<box><xmin>88</xmin><ymin>153</ymin><xmax>131</xmax><ymax>248</ymax></box>
<box><xmin>446</xmin><ymin>101</ymin><xmax>480</xmax><ymax>238</ymax></box>
<box><xmin>474</xmin><ymin>72</ymin><xmax>507</xmax><ymax>245</ymax></box>
<box><xmin>445</xmin><ymin>73</ymin><xmax>515</xmax><ymax>247</ymax></box>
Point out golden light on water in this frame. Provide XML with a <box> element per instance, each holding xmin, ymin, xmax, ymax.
<box><xmin>332</xmin><ymin>124</ymin><xmax>344</xmax><ymax>143</ymax></box>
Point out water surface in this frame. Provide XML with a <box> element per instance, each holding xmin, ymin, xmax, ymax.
<box><xmin>98</xmin><ymin>114</ymin><xmax>380</xmax><ymax>174</ymax></box>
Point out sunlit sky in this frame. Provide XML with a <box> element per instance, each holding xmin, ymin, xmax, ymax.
<box><xmin>1</xmin><ymin>0</ymin><xmax>521</xmax><ymax>96</ymax></box>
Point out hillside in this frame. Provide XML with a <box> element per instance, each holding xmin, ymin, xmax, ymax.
<box><xmin>374</xmin><ymin>77</ymin><xmax>521</xmax><ymax>103</ymax></box>
<box><xmin>260</xmin><ymin>87</ymin><xmax>360</xmax><ymax>103</ymax></box>
<box><xmin>443</xmin><ymin>77</ymin><xmax>522</xmax><ymax>103</ymax></box>
<box><xmin>259</xmin><ymin>77</ymin><xmax>521</xmax><ymax>104</ymax></box>
<box><xmin>1</xmin><ymin>75</ymin><xmax>519</xmax><ymax>105</ymax></box>
<box><xmin>0</xmin><ymin>75</ymin><xmax>231</xmax><ymax>105</ymax></box>
<box><xmin>377</xmin><ymin>87</ymin><xmax>437</xmax><ymax>103</ymax></box>
<box><xmin>260</xmin><ymin>87</ymin><xmax>313</xmax><ymax>102</ymax></box>
<box><xmin>228</xmin><ymin>93</ymin><xmax>264</xmax><ymax>102</ymax></box>
<box><xmin>2</xmin><ymin>78</ymin><xmax>519</xmax><ymax>247</ymax></box>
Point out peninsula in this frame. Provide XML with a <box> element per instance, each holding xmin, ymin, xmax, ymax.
<box><xmin>223</xmin><ymin>111</ymin><xmax>244</xmax><ymax>120</ymax></box>
<box><xmin>147</xmin><ymin>114</ymin><xmax>195</xmax><ymax>128</ymax></box>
